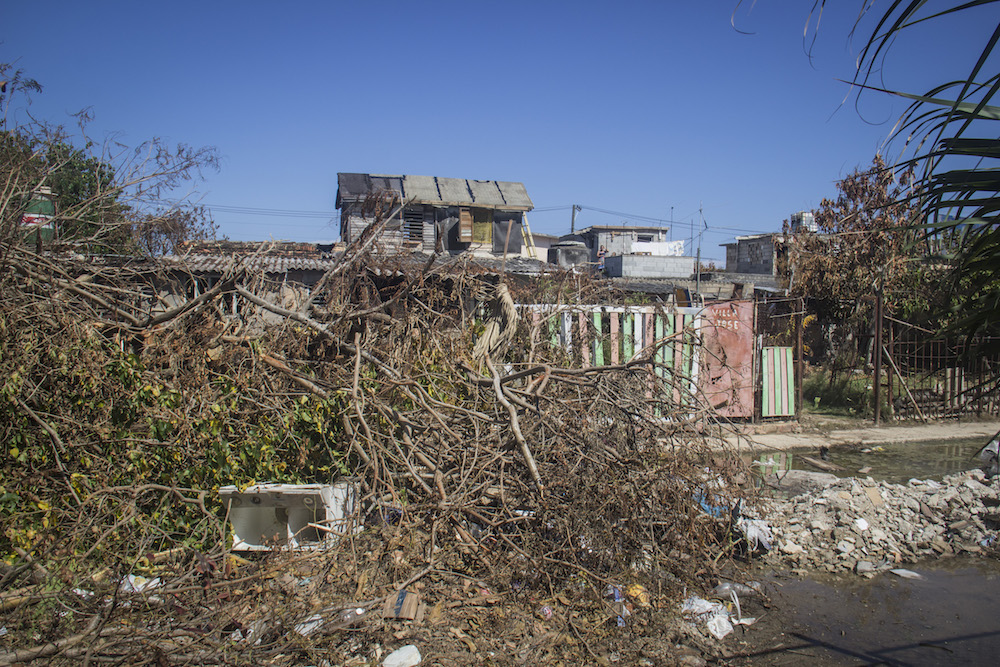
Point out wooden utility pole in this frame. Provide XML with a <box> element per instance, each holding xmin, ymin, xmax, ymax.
<box><xmin>796</xmin><ymin>297</ymin><xmax>804</xmax><ymax>420</ymax></box>
<box><xmin>873</xmin><ymin>284</ymin><xmax>883</xmax><ymax>426</ymax></box>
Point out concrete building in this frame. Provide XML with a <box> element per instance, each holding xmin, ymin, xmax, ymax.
<box><xmin>561</xmin><ymin>225</ymin><xmax>694</xmax><ymax>278</ymax></box>
<box><xmin>789</xmin><ymin>211</ymin><xmax>818</xmax><ymax>233</ymax></box>
<box><xmin>722</xmin><ymin>233</ymin><xmax>787</xmax><ymax>276</ymax></box>
<box><xmin>336</xmin><ymin>173</ymin><xmax>535</xmax><ymax>258</ymax></box>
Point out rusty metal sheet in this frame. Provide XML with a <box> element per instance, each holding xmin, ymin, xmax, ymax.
<box><xmin>699</xmin><ymin>301</ymin><xmax>754</xmax><ymax>418</ymax></box>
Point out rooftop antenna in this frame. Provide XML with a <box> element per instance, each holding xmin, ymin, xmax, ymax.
<box><xmin>689</xmin><ymin>211</ymin><xmax>694</xmax><ymax>258</ymax></box>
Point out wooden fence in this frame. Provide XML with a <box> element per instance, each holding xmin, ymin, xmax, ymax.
<box><xmin>520</xmin><ymin>300</ymin><xmax>770</xmax><ymax>420</ymax></box>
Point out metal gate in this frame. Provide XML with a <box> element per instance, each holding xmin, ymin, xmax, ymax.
<box><xmin>883</xmin><ymin>317</ymin><xmax>1000</xmax><ymax>419</ymax></box>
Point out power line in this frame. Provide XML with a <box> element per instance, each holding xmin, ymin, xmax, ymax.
<box><xmin>209</xmin><ymin>205</ymin><xmax>337</xmax><ymax>219</ymax></box>
<box><xmin>162</xmin><ymin>198</ymin><xmax>775</xmax><ymax>238</ymax></box>
<box><xmin>149</xmin><ymin>199</ymin><xmax>338</xmax><ymax>220</ymax></box>
<box><xmin>571</xmin><ymin>204</ymin><xmax>775</xmax><ymax>236</ymax></box>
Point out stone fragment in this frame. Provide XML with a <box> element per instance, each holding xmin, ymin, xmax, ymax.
<box><xmin>781</xmin><ymin>541</ymin><xmax>805</xmax><ymax>555</ymax></box>
<box><xmin>950</xmin><ymin>519</ymin><xmax>972</xmax><ymax>532</ymax></box>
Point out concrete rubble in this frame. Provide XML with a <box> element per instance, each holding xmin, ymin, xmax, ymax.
<box><xmin>763</xmin><ymin>468</ymin><xmax>1000</xmax><ymax>573</ymax></box>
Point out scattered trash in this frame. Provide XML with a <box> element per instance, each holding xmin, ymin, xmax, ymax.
<box><xmin>340</xmin><ymin>606</ymin><xmax>369</xmax><ymax>626</ymax></box>
<box><xmin>976</xmin><ymin>431</ymin><xmax>1000</xmax><ymax>477</ymax></box>
<box><xmin>694</xmin><ymin>490</ymin><xmax>730</xmax><ymax>519</ymax></box>
<box><xmin>695</xmin><ymin>495</ymin><xmax>773</xmax><ymax>553</ymax></box>
<box><xmin>294</xmin><ymin>612</ymin><xmax>326</xmax><ymax>637</ymax></box>
<box><xmin>705</xmin><ymin>610</ymin><xmax>734</xmax><ymax>639</ymax></box>
<box><xmin>709</xmin><ymin>581</ymin><xmax>762</xmax><ymax>599</ymax></box>
<box><xmin>220</xmin><ymin>481</ymin><xmax>359</xmax><ymax>551</ymax></box>
<box><xmin>292</xmin><ymin>606</ymin><xmax>368</xmax><ymax>637</ymax></box>
<box><xmin>383</xmin><ymin>590</ymin><xmax>425</xmax><ymax>621</ymax></box>
<box><xmin>383</xmin><ymin>644</ymin><xmax>422</xmax><ymax>667</ymax></box>
<box><xmin>681</xmin><ymin>596</ymin><xmax>717</xmax><ymax>615</ymax></box>
<box><xmin>736</xmin><ymin>516</ymin><xmax>773</xmax><ymax>552</ymax></box>
<box><xmin>229</xmin><ymin>619</ymin><xmax>268</xmax><ymax>645</ymax></box>
<box><xmin>537</xmin><ymin>604</ymin><xmax>554</xmax><ymax>620</ymax></box>
<box><xmin>889</xmin><ymin>568</ymin><xmax>923</xmax><ymax>580</ymax></box>
<box><xmin>119</xmin><ymin>575</ymin><xmax>161</xmax><ymax>594</ymax></box>
<box><xmin>680</xmin><ymin>595</ymin><xmax>751</xmax><ymax>640</ymax></box>
<box><xmin>605</xmin><ymin>585</ymin><xmax>629</xmax><ymax>626</ymax></box>
<box><xmin>627</xmin><ymin>583</ymin><xmax>652</xmax><ymax>608</ymax></box>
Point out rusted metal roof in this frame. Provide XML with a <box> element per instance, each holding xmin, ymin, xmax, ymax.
<box><xmin>337</xmin><ymin>173</ymin><xmax>533</xmax><ymax>211</ymax></box>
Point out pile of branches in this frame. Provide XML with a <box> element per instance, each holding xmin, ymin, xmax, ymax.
<box><xmin>0</xmin><ymin>224</ymin><xmax>757</xmax><ymax>664</ymax></box>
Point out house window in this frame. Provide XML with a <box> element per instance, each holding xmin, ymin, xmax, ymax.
<box><xmin>403</xmin><ymin>207</ymin><xmax>424</xmax><ymax>246</ymax></box>
<box><xmin>472</xmin><ymin>208</ymin><xmax>492</xmax><ymax>244</ymax></box>
<box><xmin>637</xmin><ymin>234</ymin><xmax>654</xmax><ymax>243</ymax></box>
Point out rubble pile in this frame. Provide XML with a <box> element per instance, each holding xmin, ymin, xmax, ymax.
<box><xmin>765</xmin><ymin>468</ymin><xmax>1000</xmax><ymax>573</ymax></box>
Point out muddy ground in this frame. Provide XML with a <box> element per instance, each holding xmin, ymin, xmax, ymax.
<box><xmin>723</xmin><ymin>557</ymin><xmax>1000</xmax><ymax>666</ymax></box>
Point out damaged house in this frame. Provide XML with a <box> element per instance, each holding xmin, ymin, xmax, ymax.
<box><xmin>336</xmin><ymin>173</ymin><xmax>535</xmax><ymax>258</ymax></box>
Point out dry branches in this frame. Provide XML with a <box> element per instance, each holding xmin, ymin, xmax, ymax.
<box><xmin>0</xmin><ymin>235</ymin><xmax>756</xmax><ymax>664</ymax></box>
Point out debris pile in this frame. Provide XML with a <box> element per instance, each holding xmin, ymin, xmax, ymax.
<box><xmin>764</xmin><ymin>468</ymin><xmax>1000</xmax><ymax>573</ymax></box>
<box><xmin>0</xmin><ymin>208</ymin><xmax>757</xmax><ymax>663</ymax></box>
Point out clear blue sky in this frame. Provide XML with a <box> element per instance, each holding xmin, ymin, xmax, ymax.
<box><xmin>4</xmin><ymin>1</ymin><xmax>994</xmax><ymax>262</ymax></box>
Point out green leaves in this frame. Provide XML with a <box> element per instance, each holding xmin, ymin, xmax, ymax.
<box><xmin>805</xmin><ymin>2</ymin><xmax>1000</xmax><ymax>347</ymax></box>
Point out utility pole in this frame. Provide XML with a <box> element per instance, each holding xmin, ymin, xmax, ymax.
<box><xmin>571</xmin><ymin>204</ymin><xmax>581</xmax><ymax>233</ymax></box>
<box><xmin>695</xmin><ymin>246</ymin><xmax>702</xmax><ymax>295</ymax></box>
<box><xmin>873</xmin><ymin>278</ymin><xmax>884</xmax><ymax>426</ymax></box>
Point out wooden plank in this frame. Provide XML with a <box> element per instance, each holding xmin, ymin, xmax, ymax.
<box><xmin>622</xmin><ymin>312</ymin><xmax>634</xmax><ymax>361</ymax></box>
<box><xmin>762</xmin><ymin>347</ymin><xmax>795</xmax><ymax>417</ymax></box>
<box><xmin>610</xmin><ymin>312</ymin><xmax>620</xmax><ymax>365</ymax></box>
<box><xmin>593</xmin><ymin>311</ymin><xmax>604</xmax><ymax>366</ymax></box>
<box><xmin>654</xmin><ymin>315</ymin><xmax>665</xmax><ymax>378</ymax></box>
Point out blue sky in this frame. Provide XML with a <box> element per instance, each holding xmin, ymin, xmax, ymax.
<box><xmin>3</xmin><ymin>1</ymin><xmax>994</xmax><ymax>262</ymax></box>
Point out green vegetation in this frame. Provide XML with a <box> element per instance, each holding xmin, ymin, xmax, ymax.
<box><xmin>1</xmin><ymin>62</ymin><xmax>219</xmax><ymax>257</ymax></box>
<box><xmin>802</xmin><ymin>368</ymin><xmax>876</xmax><ymax>418</ymax></box>
<box><xmin>805</xmin><ymin>2</ymin><xmax>1000</xmax><ymax>351</ymax></box>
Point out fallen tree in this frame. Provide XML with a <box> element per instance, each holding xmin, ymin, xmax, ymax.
<box><xmin>1</xmin><ymin>204</ymin><xmax>759</xmax><ymax>664</ymax></box>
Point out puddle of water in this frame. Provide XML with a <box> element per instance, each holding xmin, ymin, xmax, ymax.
<box><xmin>737</xmin><ymin>557</ymin><xmax>1000</xmax><ymax>666</ymax></box>
<box><xmin>787</xmin><ymin>438</ymin><xmax>988</xmax><ymax>484</ymax></box>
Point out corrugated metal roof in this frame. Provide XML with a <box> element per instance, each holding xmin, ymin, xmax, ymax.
<box><xmin>402</xmin><ymin>174</ymin><xmax>439</xmax><ymax>202</ymax></box>
<box><xmin>497</xmin><ymin>181</ymin><xmax>531</xmax><ymax>208</ymax></box>
<box><xmin>337</xmin><ymin>173</ymin><xmax>533</xmax><ymax>211</ymax></box>
<box><xmin>160</xmin><ymin>254</ymin><xmax>339</xmax><ymax>274</ymax></box>
<box><xmin>434</xmin><ymin>177</ymin><xmax>472</xmax><ymax>205</ymax></box>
